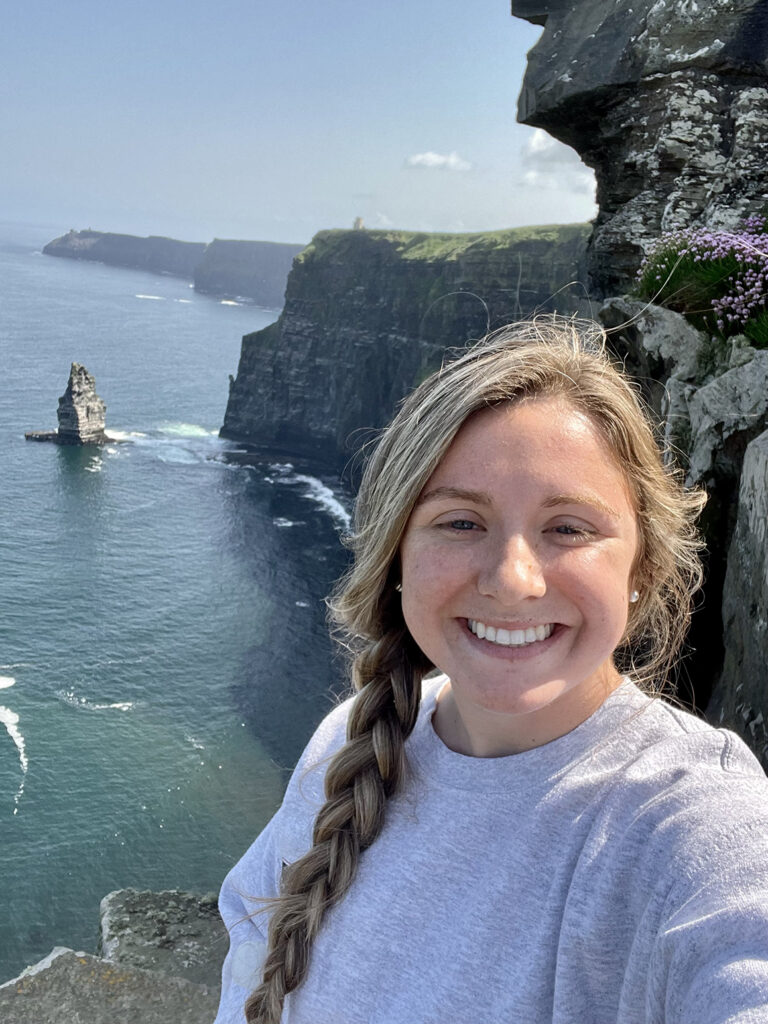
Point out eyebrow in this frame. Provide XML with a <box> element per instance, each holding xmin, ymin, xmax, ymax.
<box><xmin>415</xmin><ymin>486</ymin><xmax>620</xmax><ymax>519</ymax></box>
<box><xmin>542</xmin><ymin>493</ymin><xmax>621</xmax><ymax>519</ymax></box>
<box><xmin>415</xmin><ymin>486</ymin><xmax>492</xmax><ymax>508</ymax></box>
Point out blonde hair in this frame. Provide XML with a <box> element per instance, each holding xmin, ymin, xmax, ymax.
<box><xmin>245</xmin><ymin>318</ymin><xmax>705</xmax><ymax>1022</ymax></box>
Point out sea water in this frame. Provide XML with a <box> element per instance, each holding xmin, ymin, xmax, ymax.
<box><xmin>0</xmin><ymin>222</ymin><xmax>350</xmax><ymax>981</ymax></box>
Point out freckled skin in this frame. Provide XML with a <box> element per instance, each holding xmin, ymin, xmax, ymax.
<box><xmin>399</xmin><ymin>397</ymin><xmax>639</xmax><ymax>758</ymax></box>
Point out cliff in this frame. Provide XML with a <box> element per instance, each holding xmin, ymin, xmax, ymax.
<box><xmin>220</xmin><ymin>223</ymin><xmax>590</xmax><ymax>467</ymax></box>
<box><xmin>43</xmin><ymin>230</ymin><xmax>304</xmax><ymax>307</ymax></box>
<box><xmin>43</xmin><ymin>229</ymin><xmax>205</xmax><ymax>279</ymax></box>
<box><xmin>512</xmin><ymin>0</ymin><xmax>768</xmax><ymax>295</ymax></box>
<box><xmin>194</xmin><ymin>239</ymin><xmax>304</xmax><ymax>308</ymax></box>
<box><xmin>0</xmin><ymin>889</ymin><xmax>224</xmax><ymax>1023</ymax></box>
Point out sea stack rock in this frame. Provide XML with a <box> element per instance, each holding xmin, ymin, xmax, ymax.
<box><xmin>25</xmin><ymin>363</ymin><xmax>108</xmax><ymax>444</ymax></box>
<box><xmin>57</xmin><ymin>363</ymin><xmax>107</xmax><ymax>444</ymax></box>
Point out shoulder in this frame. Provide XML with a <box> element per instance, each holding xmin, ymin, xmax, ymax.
<box><xmin>622</xmin><ymin>693</ymin><xmax>767</xmax><ymax>783</ymax></box>
<box><xmin>592</xmin><ymin>691</ymin><xmax>768</xmax><ymax>881</ymax></box>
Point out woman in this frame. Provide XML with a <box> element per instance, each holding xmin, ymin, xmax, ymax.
<box><xmin>215</xmin><ymin>319</ymin><xmax>768</xmax><ymax>1024</ymax></box>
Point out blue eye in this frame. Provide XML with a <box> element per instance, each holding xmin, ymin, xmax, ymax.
<box><xmin>447</xmin><ymin>519</ymin><xmax>477</xmax><ymax>531</ymax></box>
<box><xmin>553</xmin><ymin>524</ymin><xmax>593</xmax><ymax>539</ymax></box>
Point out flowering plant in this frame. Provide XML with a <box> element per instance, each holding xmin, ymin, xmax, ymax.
<box><xmin>635</xmin><ymin>215</ymin><xmax>768</xmax><ymax>347</ymax></box>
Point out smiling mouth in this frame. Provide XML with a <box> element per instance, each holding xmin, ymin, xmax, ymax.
<box><xmin>468</xmin><ymin>620</ymin><xmax>555</xmax><ymax>647</ymax></box>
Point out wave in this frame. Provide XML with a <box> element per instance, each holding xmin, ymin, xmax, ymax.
<box><xmin>156</xmin><ymin>422</ymin><xmax>220</xmax><ymax>439</ymax></box>
<box><xmin>56</xmin><ymin>689</ymin><xmax>134</xmax><ymax>712</ymax></box>
<box><xmin>175</xmin><ymin>298</ymin><xmax>192</xmax><ymax>304</ymax></box>
<box><xmin>0</xmin><ymin>704</ymin><xmax>28</xmax><ymax>813</ymax></box>
<box><xmin>0</xmin><ymin>676</ymin><xmax>15</xmax><ymax>689</ymax></box>
<box><xmin>135</xmin><ymin>294</ymin><xmax>165</xmax><ymax>301</ymax></box>
<box><xmin>104</xmin><ymin>429</ymin><xmax>148</xmax><ymax>442</ymax></box>
<box><xmin>289</xmin><ymin>474</ymin><xmax>351</xmax><ymax>530</ymax></box>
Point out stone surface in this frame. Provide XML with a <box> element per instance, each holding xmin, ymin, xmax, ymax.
<box><xmin>596</xmin><ymin>300</ymin><xmax>768</xmax><ymax>720</ymax></box>
<box><xmin>43</xmin><ymin>229</ymin><xmax>206</xmax><ymax>279</ymax></box>
<box><xmin>99</xmin><ymin>888</ymin><xmax>227</xmax><ymax>989</ymax></box>
<box><xmin>708</xmin><ymin>429</ymin><xmax>768</xmax><ymax>769</ymax></box>
<box><xmin>686</xmin><ymin>350</ymin><xmax>768</xmax><ymax>487</ymax></box>
<box><xmin>0</xmin><ymin>947</ymin><xmax>219</xmax><ymax>1024</ymax></box>
<box><xmin>44</xmin><ymin>229</ymin><xmax>304</xmax><ymax>306</ymax></box>
<box><xmin>194</xmin><ymin>239</ymin><xmax>304</xmax><ymax>308</ymax></box>
<box><xmin>57</xmin><ymin>363</ymin><xmax>107</xmax><ymax>444</ymax></box>
<box><xmin>221</xmin><ymin>224</ymin><xmax>591</xmax><ymax>468</ymax></box>
<box><xmin>512</xmin><ymin>0</ymin><xmax>768</xmax><ymax>295</ymax></box>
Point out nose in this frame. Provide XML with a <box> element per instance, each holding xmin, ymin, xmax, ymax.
<box><xmin>477</xmin><ymin>534</ymin><xmax>547</xmax><ymax>601</ymax></box>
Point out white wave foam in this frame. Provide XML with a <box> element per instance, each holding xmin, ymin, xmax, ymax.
<box><xmin>185</xmin><ymin>734</ymin><xmax>205</xmax><ymax>750</ymax></box>
<box><xmin>56</xmin><ymin>689</ymin><xmax>134</xmax><ymax>712</ymax></box>
<box><xmin>295</xmin><ymin>600</ymin><xmax>310</xmax><ymax>608</ymax></box>
<box><xmin>0</xmin><ymin>704</ymin><xmax>28</xmax><ymax>813</ymax></box>
<box><xmin>220</xmin><ymin>299</ymin><xmax>242</xmax><ymax>306</ymax></box>
<box><xmin>290</xmin><ymin>474</ymin><xmax>351</xmax><ymax>530</ymax></box>
<box><xmin>175</xmin><ymin>298</ymin><xmax>192</xmax><ymax>304</ymax></box>
<box><xmin>0</xmin><ymin>676</ymin><xmax>15</xmax><ymax>689</ymax></box>
<box><xmin>135</xmin><ymin>294</ymin><xmax>165</xmax><ymax>301</ymax></box>
<box><xmin>104</xmin><ymin>430</ymin><xmax>147</xmax><ymax>441</ymax></box>
<box><xmin>158</xmin><ymin>422</ymin><xmax>219</xmax><ymax>438</ymax></box>
<box><xmin>273</xmin><ymin>517</ymin><xmax>302</xmax><ymax>528</ymax></box>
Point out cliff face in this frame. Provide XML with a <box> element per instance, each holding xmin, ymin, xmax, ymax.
<box><xmin>512</xmin><ymin>0</ymin><xmax>768</xmax><ymax>295</ymax></box>
<box><xmin>43</xmin><ymin>230</ymin><xmax>304</xmax><ymax>308</ymax></box>
<box><xmin>194</xmin><ymin>239</ymin><xmax>304</xmax><ymax>308</ymax></box>
<box><xmin>220</xmin><ymin>224</ymin><xmax>590</xmax><ymax>466</ymax></box>
<box><xmin>43</xmin><ymin>230</ymin><xmax>205</xmax><ymax>278</ymax></box>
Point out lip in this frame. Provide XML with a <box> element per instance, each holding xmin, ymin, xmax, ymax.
<box><xmin>461</xmin><ymin>618</ymin><xmax>564</xmax><ymax>658</ymax></box>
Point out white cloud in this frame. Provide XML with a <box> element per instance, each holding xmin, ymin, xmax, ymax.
<box><xmin>405</xmin><ymin>150</ymin><xmax>473</xmax><ymax>172</ymax></box>
<box><xmin>519</xmin><ymin>129</ymin><xmax>595</xmax><ymax>198</ymax></box>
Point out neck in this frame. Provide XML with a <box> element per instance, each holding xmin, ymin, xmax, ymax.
<box><xmin>432</xmin><ymin>669</ymin><xmax>623</xmax><ymax>758</ymax></box>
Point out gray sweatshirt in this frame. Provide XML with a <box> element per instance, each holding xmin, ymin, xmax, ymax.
<box><xmin>214</xmin><ymin>677</ymin><xmax>768</xmax><ymax>1023</ymax></box>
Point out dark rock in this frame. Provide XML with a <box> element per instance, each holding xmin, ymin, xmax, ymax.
<box><xmin>43</xmin><ymin>229</ymin><xmax>206</xmax><ymax>279</ymax></box>
<box><xmin>0</xmin><ymin>947</ymin><xmax>219</xmax><ymax>1024</ymax></box>
<box><xmin>43</xmin><ymin>229</ymin><xmax>306</xmax><ymax>308</ymax></box>
<box><xmin>598</xmin><ymin>299</ymin><xmax>768</xmax><ymax>738</ymax></box>
<box><xmin>57</xmin><ymin>363</ymin><xmax>107</xmax><ymax>444</ymax></box>
<box><xmin>708</xmin><ymin>428</ymin><xmax>768</xmax><ymax>769</ymax></box>
<box><xmin>25</xmin><ymin>363</ymin><xmax>109</xmax><ymax>446</ymax></box>
<box><xmin>194</xmin><ymin>239</ymin><xmax>305</xmax><ymax>308</ymax></box>
<box><xmin>98</xmin><ymin>888</ymin><xmax>227</xmax><ymax>990</ymax></box>
<box><xmin>221</xmin><ymin>224</ymin><xmax>591</xmax><ymax>469</ymax></box>
<box><xmin>511</xmin><ymin>0</ymin><xmax>768</xmax><ymax>295</ymax></box>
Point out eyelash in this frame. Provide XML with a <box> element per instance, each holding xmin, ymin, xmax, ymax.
<box><xmin>551</xmin><ymin>524</ymin><xmax>595</xmax><ymax>540</ymax></box>
<box><xmin>442</xmin><ymin>519</ymin><xmax>478</xmax><ymax>531</ymax></box>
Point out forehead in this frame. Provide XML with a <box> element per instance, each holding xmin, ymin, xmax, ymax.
<box><xmin>427</xmin><ymin>396</ymin><xmax>634</xmax><ymax>503</ymax></box>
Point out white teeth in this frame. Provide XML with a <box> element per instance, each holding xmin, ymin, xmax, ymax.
<box><xmin>469</xmin><ymin>620</ymin><xmax>554</xmax><ymax>647</ymax></box>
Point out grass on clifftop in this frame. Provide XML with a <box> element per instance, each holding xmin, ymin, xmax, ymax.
<box><xmin>298</xmin><ymin>223</ymin><xmax>590</xmax><ymax>264</ymax></box>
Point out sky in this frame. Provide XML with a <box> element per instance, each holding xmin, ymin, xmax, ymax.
<box><xmin>1</xmin><ymin>0</ymin><xmax>597</xmax><ymax>244</ymax></box>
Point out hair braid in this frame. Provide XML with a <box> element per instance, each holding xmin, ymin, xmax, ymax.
<box><xmin>244</xmin><ymin>627</ymin><xmax>424</xmax><ymax>1024</ymax></box>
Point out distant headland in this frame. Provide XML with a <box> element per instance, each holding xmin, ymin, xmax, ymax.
<box><xmin>43</xmin><ymin>230</ymin><xmax>305</xmax><ymax>309</ymax></box>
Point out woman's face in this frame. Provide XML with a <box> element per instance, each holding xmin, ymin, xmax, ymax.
<box><xmin>399</xmin><ymin>395</ymin><xmax>640</xmax><ymax>754</ymax></box>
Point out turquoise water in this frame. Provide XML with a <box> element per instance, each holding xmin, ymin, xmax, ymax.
<box><xmin>0</xmin><ymin>223</ymin><xmax>350</xmax><ymax>980</ymax></box>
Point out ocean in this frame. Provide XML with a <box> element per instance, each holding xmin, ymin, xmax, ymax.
<box><xmin>0</xmin><ymin>222</ymin><xmax>351</xmax><ymax>981</ymax></box>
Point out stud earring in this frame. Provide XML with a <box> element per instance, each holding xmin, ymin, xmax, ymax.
<box><xmin>629</xmin><ymin>590</ymin><xmax>639</xmax><ymax>604</ymax></box>
<box><xmin>395</xmin><ymin>583</ymin><xmax>402</xmax><ymax>592</ymax></box>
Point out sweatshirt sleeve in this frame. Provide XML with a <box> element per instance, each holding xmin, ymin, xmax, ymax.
<box><xmin>648</xmin><ymin>759</ymin><xmax>768</xmax><ymax>1024</ymax></box>
<box><xmin>213</xmin><ymin>694</ymin><xmax>355</xmax><ymax>1024</ymax></box>
<box><xmin>213</xmin><ymin>807</ymin><xmax>285</xmax><ymax>1024</ymax></box>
